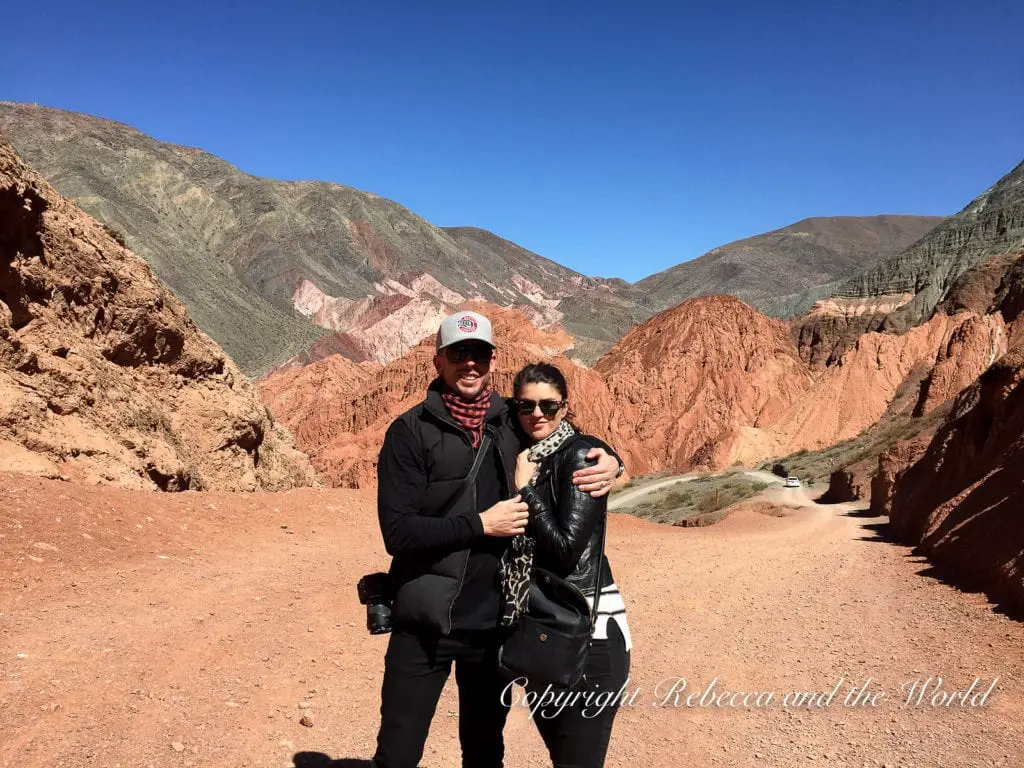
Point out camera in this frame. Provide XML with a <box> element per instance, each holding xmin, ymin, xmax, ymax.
<box><xmin>357</xmin><ymin>572</ymin><xmax>394</xmax><ymax>635</ymax></box>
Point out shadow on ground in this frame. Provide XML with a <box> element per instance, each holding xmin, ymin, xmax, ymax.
<box><xmin>842</xmin><ymin>506</ymin><xmax>880</xmax><ymax>519</ymax></box>
<box><xmin>853</xmin><ymin>519</ymin><xmax>1024</xmax><ymax>622</ymax></box>
<box><xmin>293</xmin><ymin>753</ymin><xmax>371</xmax><ymax>768</ymax></box>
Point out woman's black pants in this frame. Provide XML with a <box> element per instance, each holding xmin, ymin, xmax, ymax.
<box><xmin>528</xmin><ymin>619</ymin><xmax>631</xmax><ymax>768</ymax></box>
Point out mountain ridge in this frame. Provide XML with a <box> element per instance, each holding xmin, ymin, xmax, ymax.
<box><xmin>0</xmin><ymin>101</ymin><xmax>954</xmax><ymax>376</ymax></box>
<box><xmin>0</xmin><ymin>102</ymin><xmax>650</xmax><ymax>373</ymax></box>
<box><xmin>636</xmin><ymin>213</ymin><xmax>944</xmax><ymax>314</ymax></box>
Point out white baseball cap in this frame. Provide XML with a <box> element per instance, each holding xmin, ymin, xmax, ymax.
<box><xmin>436</xmin><ymin>311</ymin><xmax>494</xmax><ymax>351</ymax></box>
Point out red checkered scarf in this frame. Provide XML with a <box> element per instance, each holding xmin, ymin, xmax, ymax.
<box><xmin>441</xmin><ymin>384</ymin><xmax>492</xmax><ymax>448</ymax></box>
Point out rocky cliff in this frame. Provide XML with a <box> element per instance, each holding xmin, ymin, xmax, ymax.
<box><xmin>0</xmin><ymin>133</ymin><xmax>316</xmax><ymax>490</ymax></box>
<box><xmin>834</xmin><ymin>160</ymin><xmax>1024</xmax><ymax>331</ymax></box>
<box><xmin>886</xmin><ymin>345</ymin><xmax>1024</xmax><ymax>614</ymax></box>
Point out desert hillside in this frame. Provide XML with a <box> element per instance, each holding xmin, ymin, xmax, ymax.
<box><xmin>885</xmin><ymin>328</ymin><xmax>1024</xmax><ymax>612</ymax></box>
<box><xmin>0</xmin><ymin>102</ymin><xmax>957</xmax><ymax>375</ymax></box>
<box><xmin>0</xmin><ymin>102</ymin><xmax>651</xmax><ymax>372</ymax></box>
<box><xmin>795</xmin><ymin>158</ymin><xmax>1024</xmax><ymax>331</ymax></box>
<box><xmin>264</xmin><ymin>282</ymin><xmax>1014</xmax><ymax>488</ymax></box>
<box><xmin>0</xmin><ymin>133</ymin><xmax>315</xmax><ymax>491</ymax></box>
<box><xmin>638</xmin><ymin>215</ymin><xmax>943</xmax><ymax>314</ymax></box>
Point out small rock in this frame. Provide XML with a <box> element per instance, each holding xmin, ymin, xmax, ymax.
<box><xmin>171</xmin><ymin>742</ymin><xmax>185</xmax><ymax>752</ymax></box>
<box><xmin>299</xmin><ymin>714</ymin><xmax>313</xmax><ymax>727</ymax></box>
<box><xmin>298</xmin><ymin>702</ymin><xmax>311</xmax><ymax>710</ymax></box>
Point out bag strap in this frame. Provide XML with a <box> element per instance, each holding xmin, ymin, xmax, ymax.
<box><xmin>444</xmin><ymin>434</ymin><xmax>492</xmax><ymax>517</ymax></box>
<box><xmin>590</xmin><ymin>510</ymin><xmax>607</xmax><ymax>633</ymax></box>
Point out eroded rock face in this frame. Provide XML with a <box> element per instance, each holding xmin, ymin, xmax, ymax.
<box><xmin>939</xmin><ymin>253</ymin><xmax>1022</xmax><ymax>316</ymax></box>
<box><xmin>595</xmin><ymin>295</ymin><xmax>814</xmax><ymax>476</ymax></box>
<box><xmin>886</xmin><ymin>346</ymin><xmax>1024</xmax><ymax>613</ymax></box>
<box><xmin>263</xmin><ymin>289</ymin><xmax>1022</xmax><ymax>488</ymax></box>
<box><xmin>0</xmin><ymin>134</ymin><xmax>316</xmax><ymax>491</ymax></box>
<box><xmin>263</xmin><ymin>251</ymin><xmax>1024</xmax><ymax>490</ymax></box>
<box><xmin>836</xmin><ymin>159</ymin><xmax>1024</xmax><ymax>331</ymax></box>
<box><xmin>790</xmin><ymin>299</ymin><xmax>892</xmax><ymax>368</ymax></box>
<box><xmin>821</xmin><ymin>459</ymin><xmax>874</xmax><ymax>504</ymax></box>
<box><xmin>868</xmin><ymin>433</ymin><xmax>935</xmax><ymax>517</ymax></box>
<box><xmin>914</xmin><ymin>313</ymin><xmax>1007</xmax><ymax>415</ymax></box>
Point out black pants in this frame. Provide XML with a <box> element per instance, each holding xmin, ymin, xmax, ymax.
<box><xmin>528</xmin><ymin>619</ymin><xmax>631</xmax><ymax>768</ymax></box>
<box><xmin>373</xmin><ymin>626</ymin><xmax>511</xmax><ymax>768</ymax></box>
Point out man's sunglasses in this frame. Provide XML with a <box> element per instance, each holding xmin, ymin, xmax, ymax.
<box><xmin>444</xmin><ymin>343</ymin><xmax>494</xmax><ymax>364</ymax></box>
<box><xmin>515</xmin><ymin>398</ymin><xmax>566</xmax><ymax>418</ymax></box>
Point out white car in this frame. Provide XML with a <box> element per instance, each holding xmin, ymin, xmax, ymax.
<box><xmin>784</xmin><ymin>476</ymin><xmax>801</xmax><ymax>488</ymax></box>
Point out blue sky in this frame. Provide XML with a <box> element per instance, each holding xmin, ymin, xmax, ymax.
<box><xmin>2</xmin><ymin>0</ymin><xmax>1022</xmax><ymax>281</ymax></box>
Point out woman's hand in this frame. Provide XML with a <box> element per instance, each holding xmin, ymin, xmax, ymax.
<box><xmin>515</xmin><ymin>449</ymin><xmax>538</xmax><ymax>489</ymax></box>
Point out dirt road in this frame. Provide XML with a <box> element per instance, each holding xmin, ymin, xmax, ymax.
<box><xmin>2</xmin><ymin>472</ymin><xmax>1023</xmax><ymax>767</ymax></box>
<box><xmin>608</xmin><ymin>475</ymin><xmax>698</xmax><ymax>510</ymax></box>
<box><xmin>608</xmin><ymin>469</ymin><xmax>788</xmax><ymax>511</ymax></box>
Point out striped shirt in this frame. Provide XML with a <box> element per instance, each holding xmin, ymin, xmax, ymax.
<box><xmin>585</xmin><ymin>582</ymin><xmax>632</xmax><ymax>651</ymax></box>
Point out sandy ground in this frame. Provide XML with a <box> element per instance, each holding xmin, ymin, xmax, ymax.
<box><xmin>2</xmin><ymin>472</ymin><xmax>1023</xmax><ymax>768</ymax></box>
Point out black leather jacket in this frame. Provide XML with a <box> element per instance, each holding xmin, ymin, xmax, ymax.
<box><xmin>518</xmin><ymin>433</ymin><xmax>614</xmax><ymax>598</ymax></box>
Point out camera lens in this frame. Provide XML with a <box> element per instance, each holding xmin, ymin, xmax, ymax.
<box><xmin>367</xmin><ymin>603</ymin><xmax>393</xmax><ymax>635</ymax></box>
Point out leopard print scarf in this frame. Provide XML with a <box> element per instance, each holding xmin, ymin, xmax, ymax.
<box><xmin>499</xmin><ymin>420</ymin><xmax>578</xmax><ymax>627</ymax></box>
<box><xmin>527</xmin><ymin>419</ymin><xmax>577</xmax><ymax>464</ymax></box>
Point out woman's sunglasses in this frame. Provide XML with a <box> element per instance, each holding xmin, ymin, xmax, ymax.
<box><xmin>444</xmin><ymin>343</ymin><xmax>494</xmax><ymax>364</ymax></box>
<box><xmin>515</xmin><ymin>398</ymin><xmax>565</xmax><ymax>418</ymax></box>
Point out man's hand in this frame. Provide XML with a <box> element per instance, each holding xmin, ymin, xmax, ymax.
<box><xmin>480</xmin><ymin>496</ymin><xmax>529</xmax><ymax>536</ymax></box>
<box><xmin>572</xmin><ymin>448</ymin><xmax>621</xmax><ymax>498</ymax></box>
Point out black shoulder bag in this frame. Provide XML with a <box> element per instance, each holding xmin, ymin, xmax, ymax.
<box><xmin>497</xmin><ymin>515</ymin><xmax>607</xmax><ymax>691</ymax></box>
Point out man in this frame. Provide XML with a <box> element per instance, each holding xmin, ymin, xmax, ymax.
<box><xmin>372</xmin><ymin>310</ymin><xmax>623</xmax><ymax>768</ymax></box>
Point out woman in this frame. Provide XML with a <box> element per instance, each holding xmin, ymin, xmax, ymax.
<box><xmin>506</xmin><ymin>362</ymin><xmax>632</xmax><ymax>768</ymax></box>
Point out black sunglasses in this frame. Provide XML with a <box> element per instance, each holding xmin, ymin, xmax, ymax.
<box><xmin>515</xmin><ymin>398</ymin><xmax>566</xmax><ymax>418</ymax></box>
<box><xmin>444</xmin><ymin>343</ymin><xmax>494</xmax><ymax>364</ymax></box>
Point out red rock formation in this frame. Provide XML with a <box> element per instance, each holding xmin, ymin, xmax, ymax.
<box><xmin>991</xmin><ymin>253</ymin><xmax>1024</xmax><ymax>350</ymax></box>
<box><xmin>821</xmin><ymin>458</ymin><xmax>874</xmax><ymax>503</ymax></box>
<box><xmin>868</xmin><ymin>433</ymin><xmax>935</xmax><ymax>516</ymax></box>
<box><xmin>773</xmin><ymin>314</ymin><xmax>980</xmax><ymax>452</ymax></box>
<box><xmin>595</xmin><ymin>295</ymin><xmax>814</xmax><ymax>475</ymax></box>
<box><xmin>886</xmin><ymin>346</ymin><xmax>1024</xmax><ymax>613</ymax></box>
<box><xmin>939</xmin><ymin>253</ymin><xmax>1022</xmax><ymax>316</ymax></box>
<box><xmin>914</xmin><ymin>313</ymin><xmax>1006</xmax><ymax>414</ymax></box>
<box><xmin>791</xmin><ymin>294</ymin><xmax>906</xmax><ymax>368</ymax></box>
<box><xmin>263</xmin><ymin>251</ymin><xmax>1022</xmax><ymax>490</ymax></box>
<box><xmin>0</xmin><ymin>133</ymin><xmax>316</xmax><ymax>490</ymax></box>
<box><xmin>264</xmin><ymin>288</ymin><xmax>1021</xmax><ymax>488</ymax></box>
<box><xmin>259</xmin><ymin>303</ymin><xmax>611</xmax><ymax>487</ymax></box>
